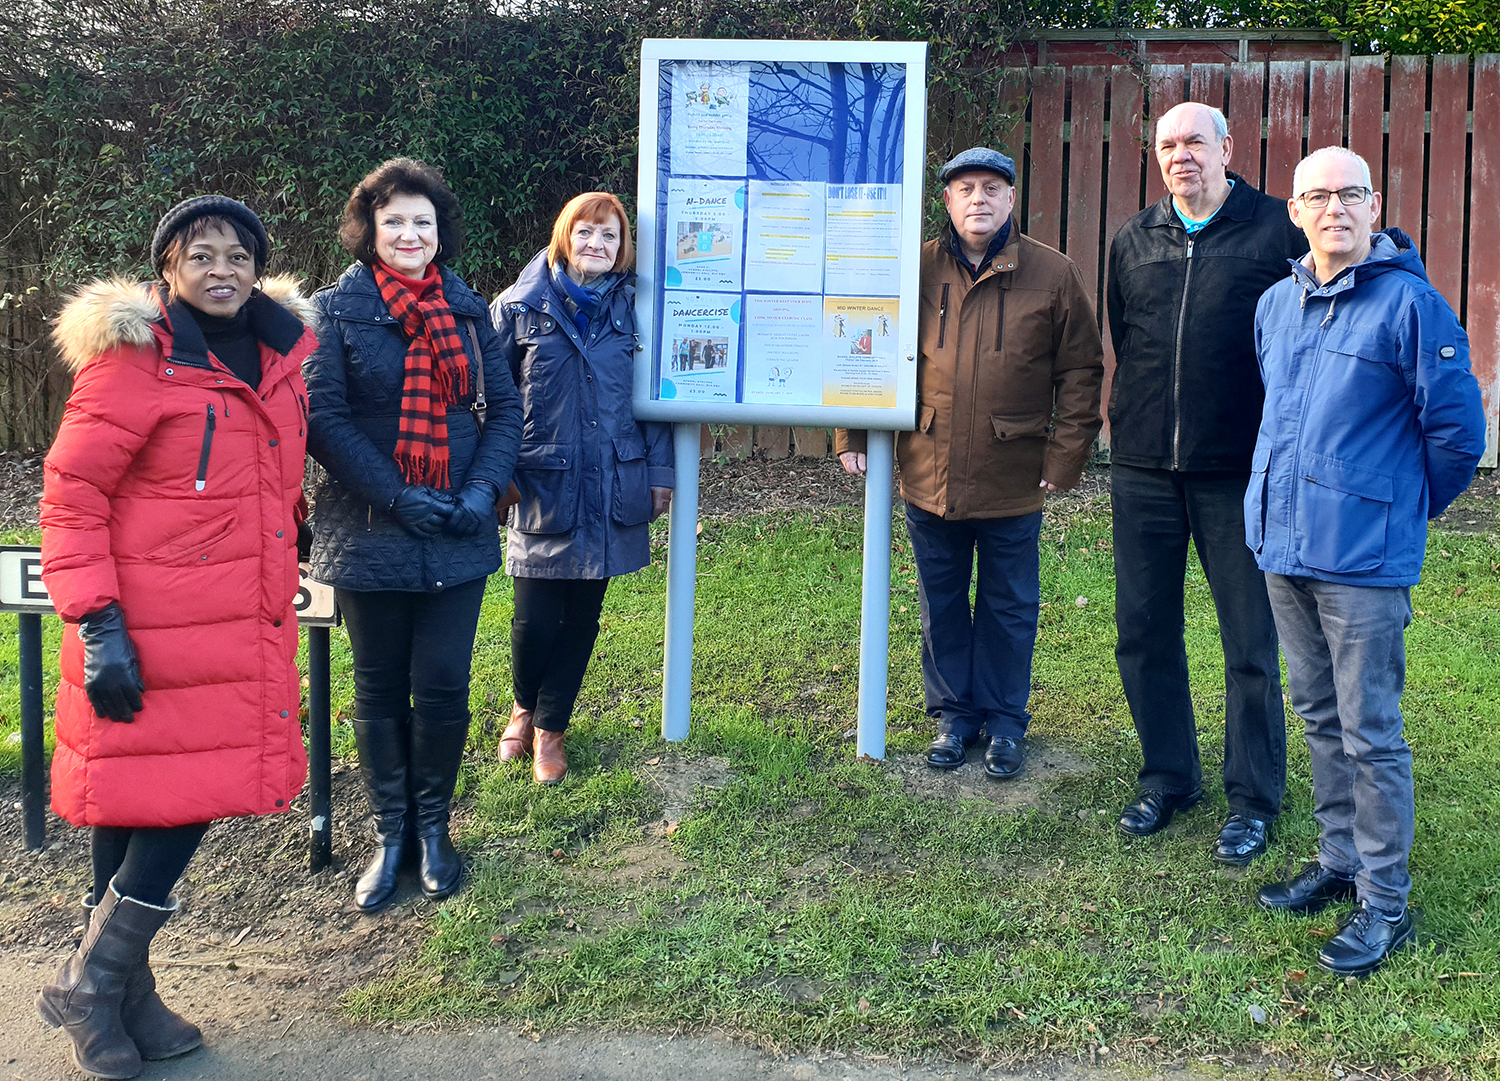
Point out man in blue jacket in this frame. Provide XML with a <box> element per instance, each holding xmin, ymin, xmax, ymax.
<box><xmin>1248</xmin><ymin>146</ymin><xmax>1486</xmax><ymax>977</ymax></box>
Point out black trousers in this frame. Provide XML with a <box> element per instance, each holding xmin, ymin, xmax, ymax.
<box><xmin>91</xmin><ymin>823</ymin><xmax>211</xmax><ymax>907</ymax></box>
<box><xmin>511</xmin><ymin>577</ymin><xmax>610</xmax><ymax>733</ymax></box>
<box><xmin>336</xmin><ymin>578</ymin><xmax>487</xmax><ymax>724</ymax></box>
<box><xmin>1111</xmin><ymin>464</ymin><xmax>1287</xmax><ymax>819</ymax></box>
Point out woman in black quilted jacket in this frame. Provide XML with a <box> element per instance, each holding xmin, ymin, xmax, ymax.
<box><xmin>303</xmin><ymin>158</ymin><xmax>521</xmax><ymax>912</ymax></box>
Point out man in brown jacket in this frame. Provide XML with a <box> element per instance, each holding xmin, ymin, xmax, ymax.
<box><xmin>839</xmin><ymin>147</ymin><xmax>1104</xmax><ymax>778</ymax></box>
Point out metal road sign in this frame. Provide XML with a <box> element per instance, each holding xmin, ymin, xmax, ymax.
<box><xmin>0</xmin><ymin>545</ymin><xmax>337</xmax><ymax>625</ymax></box>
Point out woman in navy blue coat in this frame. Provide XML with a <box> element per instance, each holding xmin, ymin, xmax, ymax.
<box><xmin>304</xmin><ymin>158</ymin><xmax>521</xmax><ymax>912</ymax></box>
<box><xmin>489</xmin><ymin>192</ymin><xmax>673</xmax><ymax>785</ymax></box>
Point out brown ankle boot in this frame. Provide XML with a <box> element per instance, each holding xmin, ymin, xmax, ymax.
<box><xmin>38</xmin><ymin>883</ymin><xmax>178</xmax><ymax>1079</ymax></box>
<box><xmin>499</xmin><ymin>703</ymin><xmax>534</xmax><ymax>763</ymax></box>
<box><xmin>533</xmin><ymin>728</ymin><xmax>567</xmax><ymax>785</ymax></box>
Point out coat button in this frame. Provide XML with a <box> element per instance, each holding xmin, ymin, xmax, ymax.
<box><xmin>275</xmin><ymin>799</ymin><xmax>284</xmax><ymax>807</ymax></box>
<box><xmin>273</xmin><ymin>619</ymin><xmax>282</xmax><ymax>627</ymax></box>
<box><xmin>435</xmin><ymin>580</ymin><xmax>444</xmax><ymax>588</ymax></box>
<box><xmin>164</xmin><ymin>368</ymin><xmax>174</xmax><ymax>375</ymax></box>
<box><xmin>276</xmin><ymin>530</ymin><xmax>284</xmax><ymax>538</ymax></box>
<box><xmin>281</xmin><ymin>710</ymin><xmax>289</xmax><ymax>718</ymax></box>
<box><xmin>269</xmin><ymin>439</ymin><xmax>278</xmax><ymax>447</ymax></box>
<box><xmin>590</xmin><ymin>420</ymin><xmax>597</xmax><ymax>427</ymax></box>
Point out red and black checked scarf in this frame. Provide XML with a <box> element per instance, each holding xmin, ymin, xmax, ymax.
<box><xmin>373</xmin><ymin>261</ymin><xmax>471</xmax><ymax>488</ymax></box>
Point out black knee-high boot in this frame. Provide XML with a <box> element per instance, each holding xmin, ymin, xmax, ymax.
<box><xmin>352</xmin><ymin>715</ymin><xmax>410</xmax><ymax>912</ymax></box>
<box><xmin>409</xmin><ymin>712</ymin><xmax>470</xmax><ymax>899</ymax></box>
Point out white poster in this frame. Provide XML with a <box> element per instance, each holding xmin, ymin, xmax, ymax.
<box><xmin>744</xmin><ymin>181</ymin><xmax>826</xmax><ymax>294</ymax></box>
<box><xmin>669</xmin><ymin>61</ymin><xmax>750</xmax><ymax>178</ymax></box>
<box><xmin>824</xmin><ymin>184</ymin><xmax>902</xmax><ymax>296</ymax></box>
<box><xmin>742</xmin><ymin>295</ymin><xmax>822</xmax><ymax>405</ymax></box>
<box><xmin>664</xmin><ymin>179</ymin><xmax>744</xmax><ymax>292</ymax></box>
<box><xmin>659</xmin><ymin>292</ymin><xmax>741</xmax><ymax>403</ymax></box>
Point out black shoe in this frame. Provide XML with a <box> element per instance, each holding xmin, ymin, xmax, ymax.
<box><xmin>925</xmin><ymin>733</ymin><xmax>968</xmax><ymax>770</ymax></box>
<box><xmin>1212</xmin><ymin>813</ymin><xmax>1271</xmax><ymax>865</ymax></box>
<box><xmin>1317</xmin><ymin>903</ymin><xmax>1416</xmax><ymax>977</ymax></box>
<box><xmin>1257</xmin><ymin>862</ymin><xmax>1358</xmax><ymax>915</ymax></box>
<box><xmin>352</xmin><ymin>716</ymin><xmax>411</xmax><ymax>913</ymax></box>
<box><xmin>984</xmin><ymin>736</ymin><xmax>1025</xmax><ymax>779</ymax></box>
<box><xmin>1117</xmin><ymin>787</ymin><xmax>1203</xmax><ymax>836</ymax></box>
<box><xmin>410</xmin><ymin>713</ymin><xmax>471</xmax><ymax>900</ymax></box>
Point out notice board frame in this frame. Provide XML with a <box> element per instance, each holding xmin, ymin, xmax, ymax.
<box><xmin>633</xmin><ymin>38</ymin><xmax>928</xmax><ymax>430</ymax></box>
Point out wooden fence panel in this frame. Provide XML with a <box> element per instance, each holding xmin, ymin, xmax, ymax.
<box><xmin>1190</xmin><ymin>63</ymin><xmax>1226</xmax><ymax>111</ymax></box>
<box><xmin>1347</xmin><ymin>55</ymin><xmax>1386</xmax><ymax>213</ymax></box>
<box><xmin>1307</xmin><ymin>60</ymin><xmax>1346</xmax><ymax>154</ymax></box>
<box><xmin>1386</xmin><ymin>55</ymin><xmax>1428</xmax><ymax>243</ymax></box>
<box><xmin>792</xmin><ymin>428</ymin><xmax>830</xmax><ymax>458</ymax></box>
<box><xmin>1066</xmin><ymin>67</ymin><xmax>1107</xmax><ymax>297</ymax></box>
<box><xmin>1101</xmin><ymin>68</ymin><xmax>1146</xmax><ymax>441</ymax></box>
<box><xmin>1145</xmin><ymin>65</ymin><xmax>1184</xmax><ymax>206</ymax></box>
<box><xmin>1264</xmin><ymin>62</ymin><xmax>1307</xmax><ymax>201</ymax></box>
<box><xmin>1228</xmin><ymin>63</ymin><xmax>1266</xmax><ymax>189</ymax></box>
<box><xmin>1028</xmin><ymin>67</ymin><xmax>1066</xmax><ymax>249</ymax></box>
<box><xmin>998</xmin><ymin>68</ymin><xmax>1031</xmax><ymax>214</ymax></box>
<box><xmin>755</xmin><ymin>426</ymin><xmax>791</xmax><ymax>460</ymax></box>
<box><xmin>1426</xmin><ymin>55</ymin><xmax>1469</xmax><ymax>313</ymax></box>
<box><xmin>1470</xmin><ymin>56</ymin><xmax>1500</xmax><ymax>467</ymax></box>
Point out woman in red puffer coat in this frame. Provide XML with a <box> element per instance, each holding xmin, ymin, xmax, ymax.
<box><xmin>36</xmin><ymin>196</ymin><xmax>315</xmax><ymax>1079</ymax></box>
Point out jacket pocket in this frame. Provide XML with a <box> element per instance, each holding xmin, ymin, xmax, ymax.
<box><xmin>611</xmin><ymin>433</ymin><xmax>652</xmax><ymax>527</ymax></box>
<box><xmin>918</xmin><ymin>404</ymin><xmax>936</xmax><ymax>434</ymax></box>
<box><xmin>990</xmin><ymin>413</ymin><xmax>1052</xmax><ymax>442</ymax></box>
<box><xmin>142</xmin><ymin>511</ymin><xmax>238</xmax><ymax>566</ymax></box>
<box><xmin>1294</xmin><ymin>453</ymin><xmax>1393</xmax><ymax>574</ymax></box>
<box><xmin>1244</xmin><ymin>442</ymin><xmax>1271</xmax><ymax>554</ymax></box>
<box><xmin>510</xmin><ymin>441</ymin><xmax>578</xmax><ymax>535</ymax></box>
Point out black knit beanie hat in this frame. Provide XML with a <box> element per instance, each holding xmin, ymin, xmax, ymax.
<box><xmin>151</xmin><ymin>195</ymin><xmax>270</xmax><ymax>277</ymax></box>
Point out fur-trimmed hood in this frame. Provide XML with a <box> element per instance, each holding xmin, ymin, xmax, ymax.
<box><xmin>51</xmin><ymin>274</ymin><xmax>317</xmax><ymax>372</ymax></box>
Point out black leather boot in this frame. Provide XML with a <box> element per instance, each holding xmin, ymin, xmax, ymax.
<box><xmin>79</xmin><ymin>893</ymin><xmax>201</xmax><ymax>1061</ymax></box>
<box><xmin>37</xmin><ymin>883</ymin><xmax>176</xmax><ymax>1079</ymax></box>
<box><xmin>352</xmin><ymin>716</ymin><xmax>411</xmax><ymax>913</ymax></box>
<box><xmin>409</xmin><ymin>713</ymin><xmax>470</xmax><ymax>899</ymax></box>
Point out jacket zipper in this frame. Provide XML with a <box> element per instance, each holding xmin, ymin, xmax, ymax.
<box><xmin>938</xmin><ymin>283</ymin><xmax>950</xmax><ymax>348</ymax></box>
<box><xmin>1171</xmin><ymin>237</ymin><xmax>1196</xmax><ymax>470</ymax></box>
<box><xmin>195</xmin><ymin>404</ymin><xmax>216</xmax><ymax>492</ymax></box>
<box><xmin>994</xmin><ymin>289</ymin><xmax>1006</xmax><ymax>351</ymax></box>
<box><xmin>296</xmin><ymin>392</ymin><xmax>307</xmax><ymax>436</ymax></box>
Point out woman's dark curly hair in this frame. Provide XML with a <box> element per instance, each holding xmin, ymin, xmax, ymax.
<box><xmin>339</xmin><ymin>157</ymin><xmax>464</xmax><ymax>266</ymax></box>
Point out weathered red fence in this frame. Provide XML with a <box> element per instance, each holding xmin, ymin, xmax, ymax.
<box><xmin>722</xmin><ymin>49</ymin><xmax>1500</xmax><ymax>466</ymax></box>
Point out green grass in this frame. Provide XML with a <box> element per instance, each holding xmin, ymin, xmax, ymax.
<box><xmin>5</xmin><ymin>498</ymin><xmax>1498</xmax><ymax>1073</ymax></box>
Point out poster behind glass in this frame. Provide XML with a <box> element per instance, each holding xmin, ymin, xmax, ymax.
<box><xmin>652</xmin><ymin>60</ymin><xmax>906</xmax><ymax>409</ymax></box>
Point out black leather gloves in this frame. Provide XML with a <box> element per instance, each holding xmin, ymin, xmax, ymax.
<box><xmin>77</xmin><ymin>602</ymin><xmax>145</xmax><ymax>723</ymax></box>
<box><xmin>390</xmin><ymin>486</ymin><xmax>455</xmax><ymax>537</ymax></box>
<box><xmin>444</xmin><ymin>480</ymin><xmax>500</xmax><ymax>537</ymax></box>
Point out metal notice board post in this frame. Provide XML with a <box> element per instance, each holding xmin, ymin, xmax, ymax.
<box><xmin>2</xmin><ymin>544</ymin><xmax>339</xmax><ymax>870</ymax></box>
<box><xmin>634</xmin><ymin>39</ymin><xmax>928</xmax><ymax>759</ymax></box>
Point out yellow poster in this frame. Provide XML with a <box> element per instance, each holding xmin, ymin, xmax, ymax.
<box><xmin>822</xmin><ymin>298</ymin><xmax>899</xmax><ymax>407</ymax></box>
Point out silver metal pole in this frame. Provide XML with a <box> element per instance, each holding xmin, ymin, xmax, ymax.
<box><xmin>661</xmin><ymin>422</ymin><xmax>701</xmax><ymax>741</ymax></box>
<box><xmin>856</xmin><ymin>430</ymin><xmax>895</xmax><ymax>760</ymax></box>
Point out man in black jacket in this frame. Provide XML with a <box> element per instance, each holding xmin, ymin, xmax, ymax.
<box><xmin>1106</xmin><ymin>101</ymin><xmax>1307</xmax><ymax>862</ymax></box>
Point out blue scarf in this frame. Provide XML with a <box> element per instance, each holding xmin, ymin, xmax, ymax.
<box><xmin>552</xmin><ymin>264</ymin><xmax>612</xmax><ymax>337</ymax></box>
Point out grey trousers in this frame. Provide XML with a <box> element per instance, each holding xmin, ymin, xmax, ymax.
<box><xmin>1264</xmin><ymin>574</ymin><xmax>1414</xmax><ymax>914</ymax></box>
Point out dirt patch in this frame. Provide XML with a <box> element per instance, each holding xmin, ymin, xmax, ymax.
<box><xmin>1432</xmin><ymin>472</ymin><xmax>1500</xmax><ymax>535</ymax></box>
<box><xmin>887</xmin><ymin>740</ymin><xmax>1097</xmax><ymax>813</ymax></box>
<box><xmin>635</xmin><ymin>752</ymin><xmax>735</xmax><ymax>834</ymax></box>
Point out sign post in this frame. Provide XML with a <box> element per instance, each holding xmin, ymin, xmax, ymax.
<box><xmin>635</xmin><ymin>40</ymin><xmax>928</xmax><ymax>756</ymax></box>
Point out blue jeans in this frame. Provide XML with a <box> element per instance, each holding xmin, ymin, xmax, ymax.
<box><xmin>1265</xmin><ymin>574</ymin><xmax>1414</xmax><ymax>914</ymax></box>
<box><xmin>904</xmin><ymin>504</ymin><xmax>1042</xmax><ymax>742</ymax></box>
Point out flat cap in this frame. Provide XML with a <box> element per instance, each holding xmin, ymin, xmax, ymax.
<box><xmin>938</xmin><ymin>147</ymin><xmax>1016</xmax><ymax>185</ymax></box>
<box><xmin>151</xmin><ymin>195</ymin><xmax>270</xmax><ymax>277</ymax></box>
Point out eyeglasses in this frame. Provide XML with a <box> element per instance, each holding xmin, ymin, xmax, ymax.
<box><xmin>1295</xmin><ymin>186</ymin><xmax>1372</xmax><ymax>209</ymax></box>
